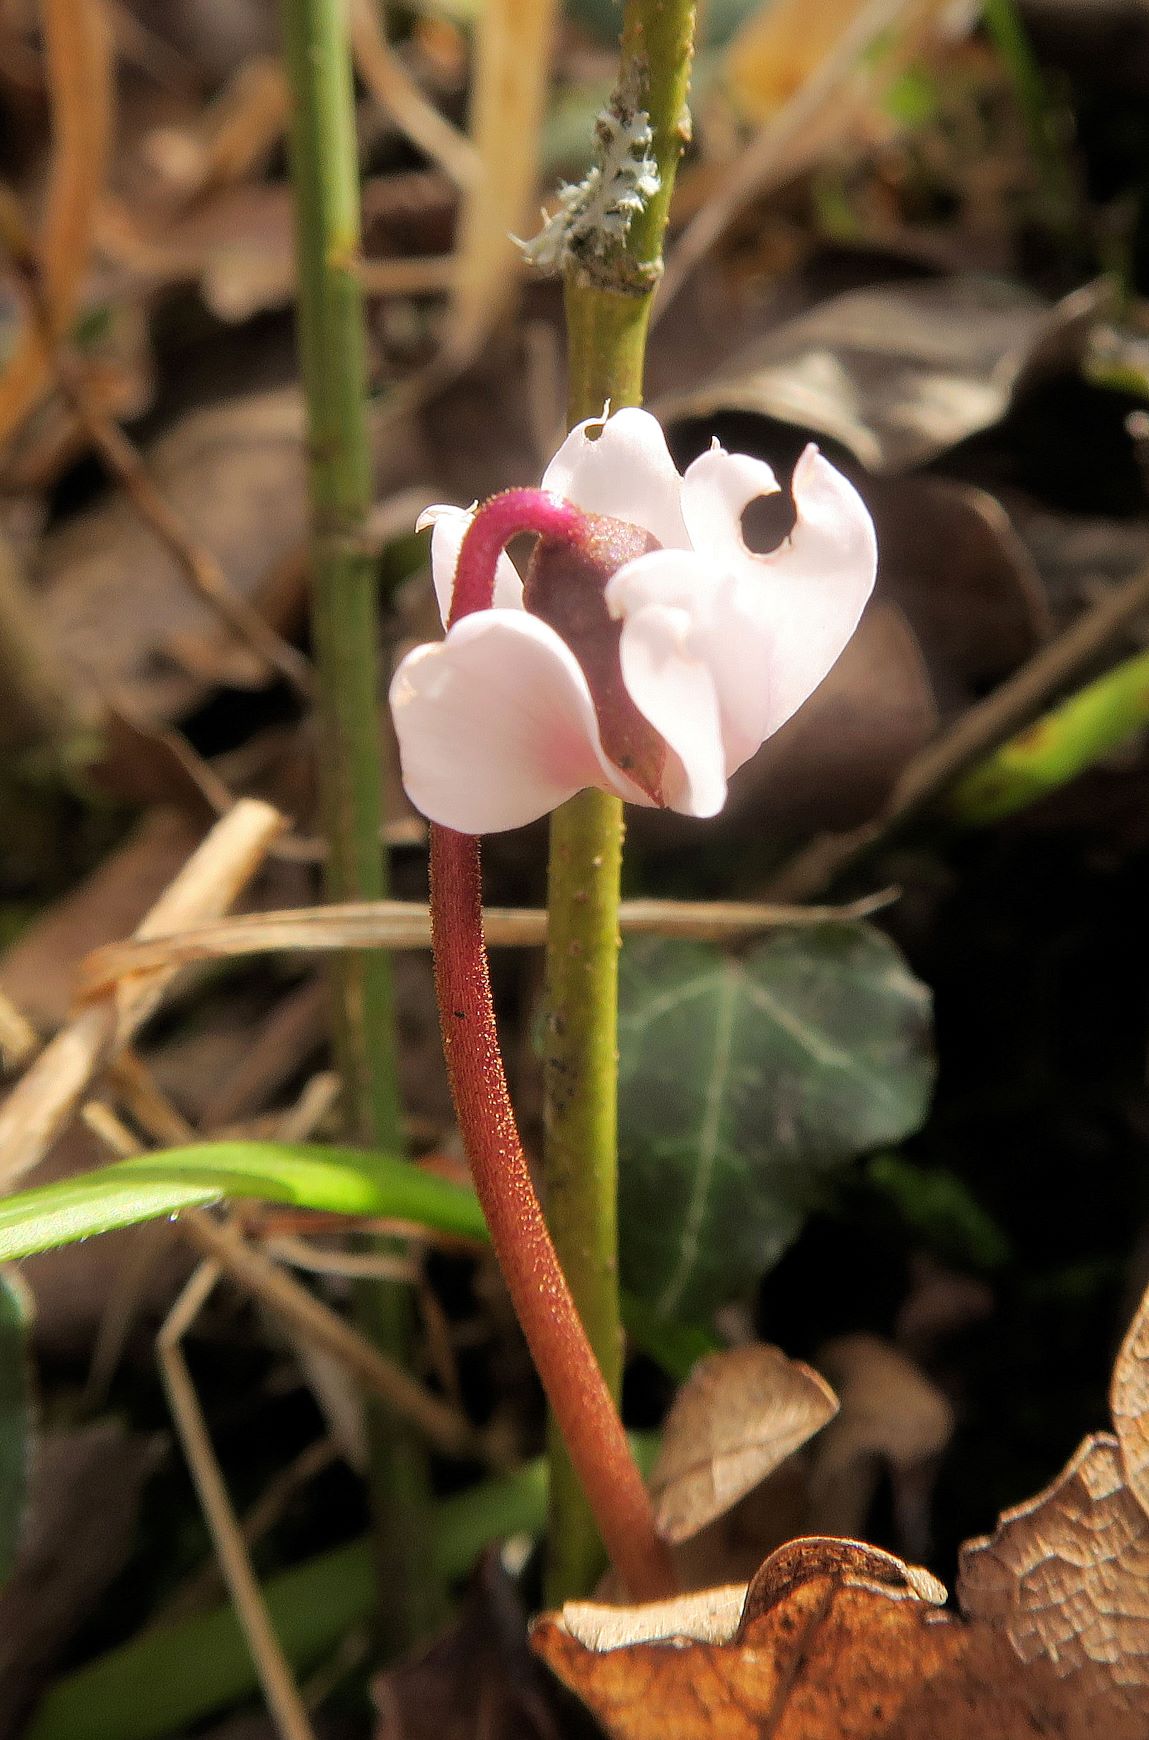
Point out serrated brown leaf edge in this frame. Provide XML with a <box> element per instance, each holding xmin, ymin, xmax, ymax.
<box><xmin>534</xmin><ymin>1534</ymin><xmax>1133</xmax><ymax>1740</ymax></box>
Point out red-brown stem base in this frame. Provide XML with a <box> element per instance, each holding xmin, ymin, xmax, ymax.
<box><xmin>429</xmin><ymin>821</ymin><xmax>676</xmax><ymax>1602</ymax></box>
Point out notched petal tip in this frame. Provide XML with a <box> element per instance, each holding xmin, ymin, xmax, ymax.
<box><xmin>541</xmin><ymin>406</ymin><xmax>690</xmax><ymax>550</ymax></box>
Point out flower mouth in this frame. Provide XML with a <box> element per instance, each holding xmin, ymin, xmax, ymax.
<box><xmin>524</xmin><ymin>512</ymin><xmax>670</xmax><ymax>804</ymax></box>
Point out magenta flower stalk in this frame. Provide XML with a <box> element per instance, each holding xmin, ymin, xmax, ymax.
<box><xmin>428</xmin><ymin>487</ymin><xmax>678</xmax><ymax>1602</ymax></box>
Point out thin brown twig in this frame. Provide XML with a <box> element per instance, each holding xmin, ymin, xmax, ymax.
<box><xmin>49</xmin><ymin>352</ymin><xmax>315</xmax><ymax>701</ymax></box>
<box><xmin>76</xmin><ymin>889</ymin><xmax>895</xmax><ymax>995</ymax></box>
<box><xmin>766</xmin><ymin>558</ymin><xmax>1149</xmax><ymax>901</ymax></box>
<box><xmin>159</xmin><ymin>1260</ymin><xmax>319</xmax><ymax>1740</ymax></box>
<box><xmin>181</xmin><ymin>1209</ymin><xmax>484</xmax><ymax>1459</ymax></box>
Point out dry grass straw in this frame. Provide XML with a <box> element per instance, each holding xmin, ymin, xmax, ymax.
<box><xmin>350</xmin><ymin>0</ymin><xmax>479</xmax><ymax>189</ymax></box>
<box><xmin>78</xmin><ymin>889</ymin><xmax>894</xmax><ymax>996</ymax></box>
<box><xmin>86</xmin><ymin>1050</ymin><xmax>482</xmax><ymax>1457</ymax></box>
<box><xmin>446</xmin><ymin>0</ymin><xmax>559</xmax><ymax>361</ymax></box>
<box><xmin>0</xmin><ymin>0</ymin><xmax>114</xmax><ymax>443</ymax></box>
<box><xmin>0</xmin><ymin>798</ymin><xmax>285</xmax><ymax>1187</ymax></box>
<box><xmin>159</xmin><ymin>1258</ymin><xmax>319</xmax><ymax>1740</ymax></box>
<box><xmin>656</xmin><ymin>0</ymin><xmax>937</xmax><ymax>321</ymax></box>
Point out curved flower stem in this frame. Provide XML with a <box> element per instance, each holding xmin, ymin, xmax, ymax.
<box><xmin>430</xmin><ymin>492</ymin><xmax>675</xmax><ymax>1602</ymax></box>
<box><xmin>430</xmin><ymin>824</ymin><xmax>674</xmax><ymax>1602</ymax></box>
<box><xmin>544</xmin><ymin>0</ymin><xmax>697</xmax><ymax>1601</ymax></box>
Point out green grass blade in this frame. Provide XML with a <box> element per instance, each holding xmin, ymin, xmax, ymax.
<box><xmin>27</xmin><ymin>1463</ymin><xmax>549</xmax><ymax>1740</ymax></box>
<box><xmin>0</xmin><ymin>1142</ymin><xmax>487</xmax><ymax>1262</ymax></box>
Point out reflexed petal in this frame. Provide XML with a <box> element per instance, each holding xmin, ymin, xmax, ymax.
<box><xmin>389</xmin><ymin>611</ymin><xmax>641</xmax><ymax>833</ymax></box>
<box><xmin>417</xmin><ymin>504</ymin><xmax>523</xmax><ymax>626</ymax></box>
<box><xmin>607</xmin><ymin>549</ymin><xmax>772</xmax><ymax>776</ymax></box>
<box><xmin>542</xmin><ymin>407</ymin><xmax>689</xmax><ymax>549</ymax></box>
<box><xmin>617</xmin><ymin>605</ymin><xmax>727</xmax><ymax>818</ymax></box>
<box><xmin>682</xmin><ymin>442</ymin><xmax>877</xmax><ymax>739</ymax></box>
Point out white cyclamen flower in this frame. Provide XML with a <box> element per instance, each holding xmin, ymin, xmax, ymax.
<box><xmin>389</xmin><ymin>408</ymin><xmax>877</xmax><ymax>834</ymax></box>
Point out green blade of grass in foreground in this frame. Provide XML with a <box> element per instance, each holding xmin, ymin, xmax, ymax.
<box><xmin>0</xmin><ymin>1142</ymin><xmax>487</xmax><ymax>1261</ymax></box>
<box><xmin>0</xmin><ymin>1139</ymin><xmax>713</xmax><ymax>1369</ymax></box>
<box><xmin>27</xmin><ymin>1463</ymin><xmax>549</xmax><ymax>1740</ymax></box>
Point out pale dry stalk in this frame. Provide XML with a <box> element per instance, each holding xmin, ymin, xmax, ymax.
<box><xmin>77</xmin><ymin>890</ymin><xmax>894</xmax><ymax>993</ymax></box>
<box><xmin>0</xmin><ymin>798</ymin><xmax>284</xmax><ymax>1186</ymax></box>
<box><xmin>158</xmin><ymin>1259</ymin><xmax>318</xmax><ymax>1740</ymax></box>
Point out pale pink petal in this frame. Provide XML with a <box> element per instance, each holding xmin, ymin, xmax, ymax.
<box><xmin>681</xmin><ymin>442</ymin><xmax>877</xmax><ymax>739</ymax></box>
<box><xmin>389</xmin><ymin>612</ymin><xmax>642</xmax><ymax>833</ymax></box>
<box><xmin>617</xmin><ymin>605</ymin><xmax>727</xmax><ymax>818</ymax></box>
<box><xmin>680</xmin><ymin>442</ymin><xmax>780</xmax><ymax>569</ymax></box>
<box><xmin>541</xmin><ymin>407</ymin><xmax>689</xmax><ymax>549</ymax></box>
<box><xmin>417</xmin><ymin>504</ymin><xmax>523</xmax><ymax>626</ymax></box>
<box><xmin>607</xmin><ymin>548</ymin><xmax>772</xmax><ymax>777</ymax></box>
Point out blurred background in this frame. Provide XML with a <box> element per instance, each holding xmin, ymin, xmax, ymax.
<box><xmin>1</xmin><ymin>0</ymin><xmax>1149</xmax><ymax>1734</ymax></box>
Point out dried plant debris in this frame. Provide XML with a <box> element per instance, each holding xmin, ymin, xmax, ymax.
<box><xmin>658</xmin><ymin>279</ymin><xmax>1108</xmax><ymax>475</ymax></box>
<box><xmin>805</xmin><ymin>1335</ymin><xmax>954</xmax><ymax>1545</ymax></box>
<box><xmin>373</xmin><ymin>1552</ymin><xmax>562</xmax><ymax>1740</ymax></box>
<box><xmin>650</xmin><ymin>1344</ymin><xmax>839</xmax><ymax>1544</ymax></box>
<box><xmin>534</xmin><ymin>1535</ymin><xmax>1134</xmax><ymax>1740</ymax></box>
<box><xmin>1111</xmin><ymin>1280</ymin><xmax>1149</xmax><ymax>1516</ymax></box>
<box><xmin>958</xmin><ymin>1433</ymin><xmax>1149</xmax><ymax>1718</ymax></box>
<box><xmin>35</xmin><ymin>392</ymin><xmax>309</xmax><ymax>720</ymax></box>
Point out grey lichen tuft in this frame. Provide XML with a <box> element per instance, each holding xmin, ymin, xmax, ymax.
<box><xmin>517</xmin><ymin>103</ymin><xmax>660</xmax><ymax>275</ymax></box>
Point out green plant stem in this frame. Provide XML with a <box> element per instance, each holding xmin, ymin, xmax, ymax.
<box><xmin>279</xmin><ymin>0</ymin><xmax>435</xmax><ymax>1646</ymax></box>
<box><xmin>947</xmin><ymin>646</ymin><xmax>1149</xmax><ymax>827</ymax></box>
<box><xmin>543</xmin><ymin>0</ymin><xmax>696</xmax><ymax>1604</ymax></box>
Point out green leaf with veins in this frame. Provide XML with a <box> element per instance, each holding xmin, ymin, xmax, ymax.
<box><xmin>617</xmin><ymin>924</ymin><xmax>935</xmax><ymax>1323</ymax></box>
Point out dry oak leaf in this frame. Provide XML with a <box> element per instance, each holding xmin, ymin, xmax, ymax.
<box><xmin>1111</xmin><ymin>1283</ymin><xmax>1149</xmax><ymax>1517</ymax></box>
<box><xmin>534</xmin><ymin>1534</ymin><xmax>1140</xmax><ymax>1740</ymax></box>
<box><xmin>958</xmin><ymin>1432</ymin><xmax>1149</xmax><ymax>1719</ymax></box>
<box><xmin>650</xmin><ymin>1345</ymin><xmax>839</xmax><ymax>1544</ymax></box>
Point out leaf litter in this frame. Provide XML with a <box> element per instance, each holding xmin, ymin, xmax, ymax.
<box><xmin>2</xmin><ymin>0</ymin><xmax>1149</xmax><ymax>1735</ymax></box>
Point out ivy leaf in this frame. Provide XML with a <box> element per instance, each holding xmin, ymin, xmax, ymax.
<box><xmin>618</xmin><ymin>924</ymin><xmax>935</xmax><ymax>1323</ymax></box>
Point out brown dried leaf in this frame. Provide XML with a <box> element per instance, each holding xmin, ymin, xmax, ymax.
<box><xmin>868</xmin><ymin>477</ymin><xmax>1051</xmax><ymax>708</ymax></box>
<box><xmin>534</xmin><ymin>1535</ymin><xmax>1127</xmax><ymax>1740</ymax></box>
<box><xmin>716</xmin><ymin>600</ymin><xmax>937</xmax><ymax>840</ymax></box>
<box><xmin>36</xmin><ymin>391</ymin><xmax>309</xmax><ymax>721</ymax></box>
<box><xmin>658</xmin><ymin>279</ymin><xmax>1106</xmax><ymax>475</ymax></box>
<box><xmin>958</xmin><ymin>1433</ymin><xmax>1149</xmax><ymax>1718</ymax></box>
<box><xmin>561</xmin><ymin>1584</ymin><xmax>749</xmax><ymax>1652</ymax></box>
<box><xmin>806</xmin><ymin>1335</ymin><xmax>954</xmax><ymax>1541</ymax></box>
<box><xmin>1111</xmin><ymin>1283</ymin><xmax>1149</xmax><ymax>1515</ymax></box>
<box><xmin>650</xmin><ymin>1345</ymin><xmax>839</xmax><ymax>1545</ymax></box>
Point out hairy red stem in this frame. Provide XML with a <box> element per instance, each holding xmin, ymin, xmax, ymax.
<box><xmin>428</xmin><ymin>491</ymin><xmax>676</xmax><ymax>1600</ymax></box>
